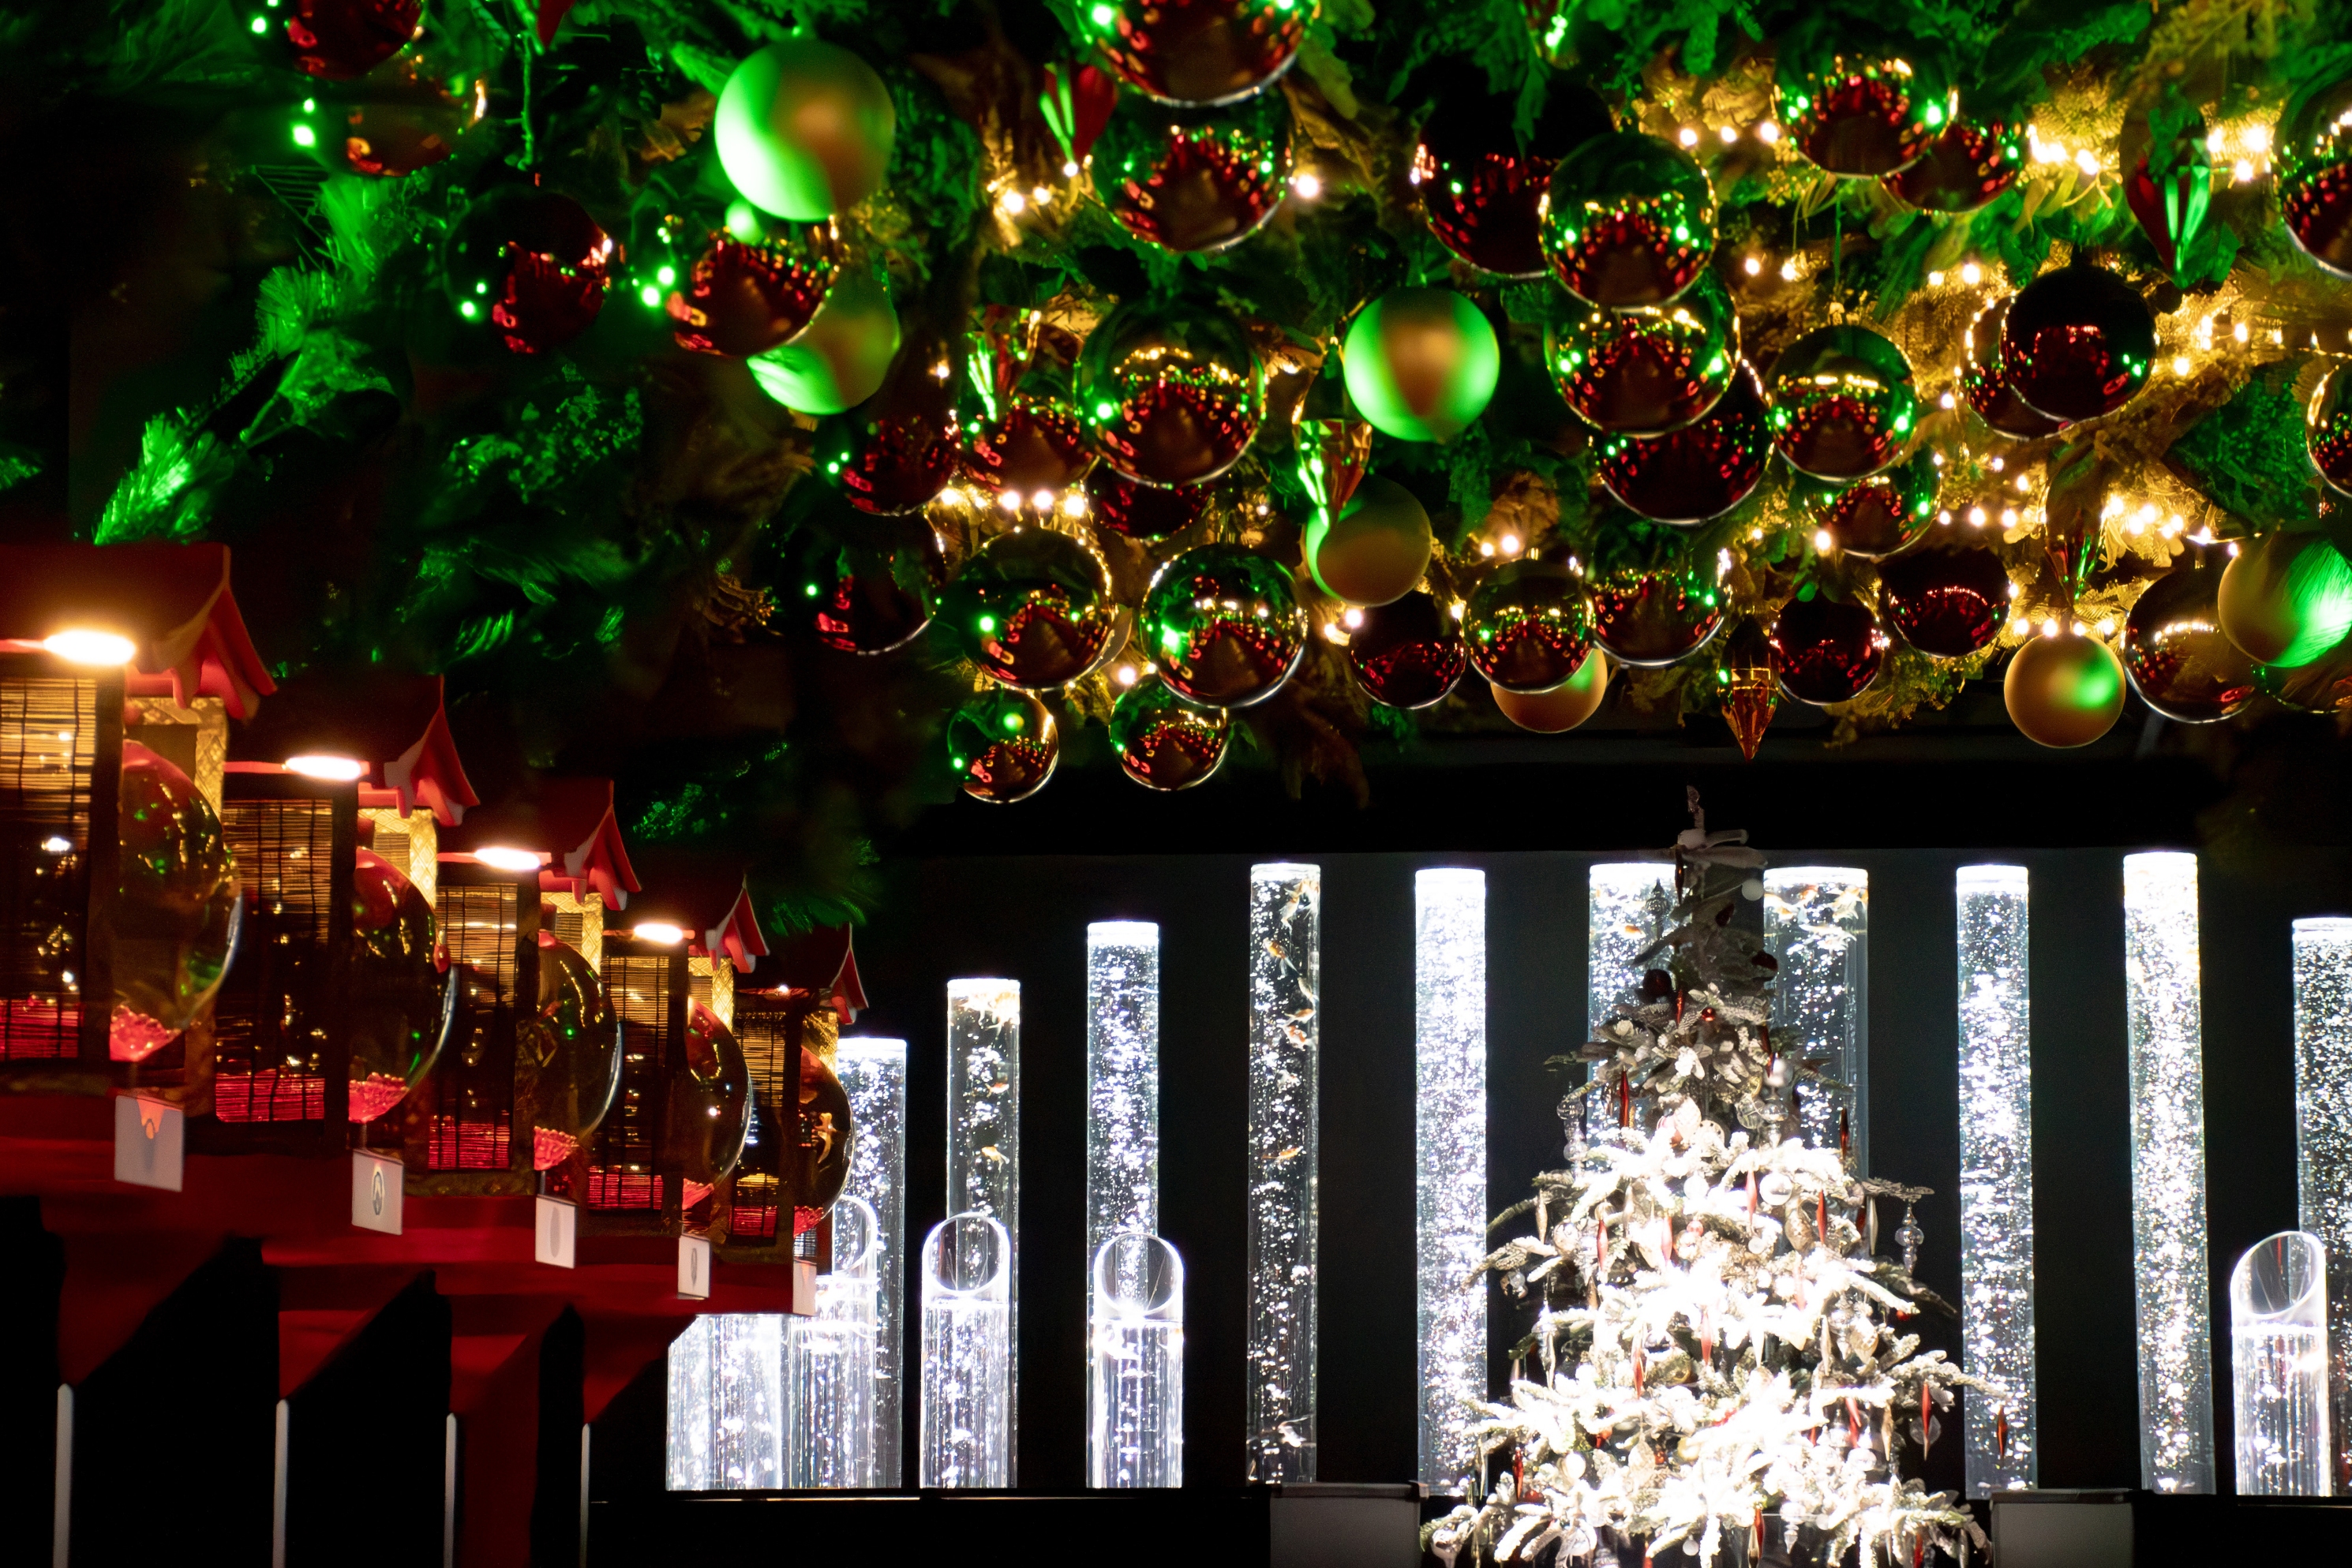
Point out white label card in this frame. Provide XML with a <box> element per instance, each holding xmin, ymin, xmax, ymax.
<box><xmin>350</xmin><ymin>1151</ymin><xmax>404</xmax><ymax>1235</ymax></box>
<box><xmin>534</xmin><ymin>1195</ymin><xmax>577</xmax><ymax>1268</ymax></box>
<box><xmin>113</xmin><ymin>1095</ymin><xmax>183</xmax><ymax>1192</ymax></box>
<box><xmin>677</xmin><ymin>1234</ymin><xmax>710</xmax><ymax>1299</ymax></box>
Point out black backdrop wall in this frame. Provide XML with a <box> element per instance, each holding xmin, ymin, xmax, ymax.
<box><xmin>836</xmin><ymin>795</ymin><xmax>2352</xmax><ymax>1499</ymax></box>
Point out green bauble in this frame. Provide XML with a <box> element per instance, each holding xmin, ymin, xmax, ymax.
<box><xmin>2218</xmin><ymin>530</ymin><xmax>2352</xmax><ymax>668</ymax></box>
<box><xmin>1141</xmin><ymin>544</ymin><xmax>1307</xmax><ymax>708</ymax></box>
<box><xmin>110</xmin><ymin>743</ymin><xmax>242</xmax><ymax>1063</ymax></box>
<box><xmin>942</xmin><ymin>528</ymin><xmax>1120</xmax><ymax>690</ymax></box>
<box><xmin>1109</xmin><ymin>679</ymin><xmax>1230</xmax><ymax>791</ymax></box>
<box><xmin>715</xmin><ymin>38</ymin><xmax>896</xmax><ymax>220</ymax></box>
<box><xmin>346</xmin><ymin>847</ymin><xmax>448</xmax><ymax>1121</ymax></box>
<box><xmin>1540</xmin><ymin>132</ymin><xmax>1715</xmax><ymax>307</ymax></box>
<box><xmin>748</xmin><ymin>269</ymin><xmax>899</xmax><ymax>415</ymax></box>
<box><xmin>1304</xmin><ymin>475</ymin><xmax>1431</xmax><ymax>606</ymax></box>
<box><xmin>1341</xmin><ymin>289</ymin><xmax>1499</xmax><ymax>443</ymax></box>
<box><xmin>1765</xmin><ymin>325</ymin><xmax>1918</xmax><ymax>482</ymax></box>
<box><xmin>946</xmin><ymin>689</ymin><xmax>1060</xmax><ymax>803</ymax></box>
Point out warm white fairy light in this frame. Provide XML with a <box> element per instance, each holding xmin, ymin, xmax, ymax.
<box><xmin>1087</xmin><ymin>921</ymin><xmax>1160</xmax><ymax>1325</ymax></box>
<box><xmin>946</xmin><ymin>979</ymin><xmax>1021</xmax><ymax>1484</ymax></box>
<box><xmin>2291</xmin><ymin>915</ymin><xmax>2352</xmax><ymax>1491</ymax></box>
<box><xmin>1763</xmin><ymin>869</ymin><xmax>1868</xmax><ymax>1165</ymax></box>
<box><xmin>1417</xmin><ymin>868</ymin><xmax>1487</xmax><ymax>1494</ymax></box>
<box><xmin>1956</xmin><ymin>866</ymin><xmax>2036</xmax><ymax>1497</ymax></box>
<box><xmin>1247</xmin><ymin>864</ymin><xmax>1320</xmax><ymax>1483</ymax></box>
<box><xmin>2123</xmin><ymin>851</ymin><xmax>2215</xmax><ymax>1493</ymax></box>
<box><xmin>837</xmin><ymin>1037</ymin><xmax>908</xmax><ymax>1486</ymax></box>
<box><xmin>666</xmin><ymin>1314</ymin><xmax>784</xmax><ymax>1489</ymax></box>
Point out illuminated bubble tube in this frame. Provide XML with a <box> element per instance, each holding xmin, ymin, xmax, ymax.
<box><xmin>1956</xmin><ymin>864</ymin><xmax>2035</xmax><ymax>1497</ymax></box>
<box><xmin>1246</xmin><ymin>863</ymin><xmax>1320</xmax><ymax>1483</ymax></box>
<box><xmin>919</xmin><ymin>1212</ymin><xmax>1013</xmax><ymax>1488</ymax></box>
<box><xmin>1588</xmin><ymin>861</ymin><xmax>1672</xmax><ymax>1133</ymax></box>
<box><xmin>1085</xmin><ymin>922</ymin><xmax>1165</xmax><ymax>1485</ymax></box>
<box><xmin>2230</xmin><ymin>1230</ymin><xmax>2331</xmax><ymax>1496</ymax></box>
<box><xmin>1764</xmin><ymin>867</ymin><xmax>1869</xmax><ymax>1165</ymax></box>
<box><xmin>1416</xmin><ymin>867</ymin><xmax>1486</xmax><ymax>1494</ymax></box>
<box><xmin>1090</xmin><ymin>1231</ymin><xmax>1185</xmax><ymax>1489</ymax></box>
<box><xmin>785</xmin><ymin>1195</ymin><xmax>878</xmax><ymax>1488</ymax></box>
<box><xmin>944</xmin><ymin>979</ymin><xmax>1021</xmax><ymax>1484</ymax></box>
<box><xmin>837</xmin><ymin>1036</ymin><xmax>908</xmax><ymax>1485</ymax></box>
<box><xmin>2123</xmin><ymin>851</ymin><xmax>2215</xmax><ymax>1494</ymax></box>
<box><xmin>2292</xmin><ymin>915</ymin><xmax>2352</xmax><ymax>1492</ymax></box>
<box><xmin>665</xmin><ymin>1314</ymin><xmax>783</xmax><ymax>1490</ymax></box>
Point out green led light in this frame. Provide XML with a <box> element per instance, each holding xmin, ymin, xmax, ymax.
<box><xmin>640</xmin><ymin>285</ymin><xmax>661</xmax><ymax>307</ymax></box>
<box><xmin>1003</xmin><ymin>713</ymin><xmax>1024</xmax><ymax>732</ymax></box>
<box><xmin>291</xmin><ymin>124</ymin><xmax>316</xmax><ymax>148</ymax></box>
<box><xmin>475</xmin><ymin>281</ymin><xmax>488</xmax><ymax>295</ymax></box>
<box><xmin>1090</xmin><ymin>2</ymin><xmax>1117</xmax><ymax>26</ymax></box>
<box><xmin>249</xmin><ymin>14</ymin><xmax>267</xmax><ymax>32</ymax></box>
<box><xmin>1923</xmin><ymin>101</ymin><xmax>1946</xmax><ymax>129</ymax></box>
<box><xmin>725</xmin><ymin>200</ymin><xmax>764</xmax><ymax>243</ymax></box>
<box><xmin>459</xmin><ymin>301</ymin><xmax>478</xmax><ymax>319</ymax></box>
<box><xmin>978</xmin><ymin>615</ymin><xmax>998</xmax><ymax>634</ymax></box>
<box><xmin>803</xmin><ymin>582</ymin><xmax>820</xmax><ymax>597</ymax></box>
<box><xmin>657</xmin><ymin>265</ymin><xmax>676</xmax><ymax>286</ymax></box>
<box><xmin>302</xmin><ymin>99</ymin><xmax>315</xmax><ymax>112</ymax></box>
<box><xmin>1094</xmin><ymin>401</ymin><xmax>1118</xmax><ymax>421</ymax></box>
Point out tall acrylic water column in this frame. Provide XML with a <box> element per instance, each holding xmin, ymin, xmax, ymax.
<box><xmin>837</xmin><ymin>1035</ymin><xmax>907</xmax><ymax>1485</ymax></box>
<box><xmin>785</xmin><ymin>1196</ymin><xmax>878</xmax><ymax>1487</ymax></box>
<box><xmin>1955</xmin><ymin>865</ymin><xmax>2035</xmax><ymax>1495</ymax></box>
<box><xmin>1416</xmin><ymin>868</ymin><xmax>1486</xmax><ymax>1495</ymax></box>
<box><xmin>925</xmin><ymin>980</ymin><xmax>1020</xmax><ymax>1487</ymax></box>
<box><xmin>2292</xmin><ymin>915</ymin><xmax>2352</xmax><ymax>1492</ymax></box>
<box><xmin>1763</xmin><ymin>868</ymin><xmax>1869</xmax><ymax>1165</ymax></box>
<box><xmin>2230</xmin><ymin>1231</ymin><xmax>2331</xmax><ymax>1495</ymax></box>
<box><xmin>1246</xmin><ymin>863</ymin><xmax>1320</xmax><ymax>1483</ymax></box>
<box><xmin>2122</xmin><ymin>851</ymin><xmax>2214</xmax><ymax>1493</ymax></box>
<box><xmin>1085</xmin><ymin>921</ymin><xmax>1181</xmax><ymax>1487</ymax></box>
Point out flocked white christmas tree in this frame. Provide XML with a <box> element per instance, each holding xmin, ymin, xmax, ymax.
<box><xmin>1432</xmin><ymin>792</ymin><xmax>1985</xmax><ymax>1567</ymax></box>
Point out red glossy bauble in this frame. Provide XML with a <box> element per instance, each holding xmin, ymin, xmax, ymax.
<box><xmin>668</xmin><ymin>229</ymin><xmax>839</xmax><ymax>357</ymax></box>
<box><xmin>1877</xmin><ymin>545</ymin><xmax>2012</xmax><ymax>657</ymax></box>
<box><xmin>948</xmin><ymin>689</ymin><xmax>1060</xmax><ymax>803</ymax></box>
<box><xmin>441</xmin><ymin>188</ymin><xmax>612</xmax><ymax>356</ymax></box>
<box><xmin>2122</xmin><ymin>541</ymin><xmax>2256</xmax><ymax>723</ymax></box>
<box><xmin>2276</xmin><ymin>73</ymin><xmax>2352</xmax><ymax>277</ymax></box>
<box><xmin>1882</xmin><ymin>118</ymin><xmax>2023</xmax><ymax>211</ymax></box>
<box><xmin>965</xmin><ymin>399</ymin><xmax>1094</xmax><ymax>500</ymax></box>
<box><xmin>1764</xmin><ymin>326</ymin><xmax>1918</xmax><ymax>482</ymax></box>
<box><xmin>828</xmin><ymin>334</ymin><xmax>961</xmax><ymax>515</ymax></box>
<box><xmin>796</xmin><ymin>507</ymin><xmax>946</xmax><ymax>655</ymax></box>
<box><xmin>1464</xmin><ymin>562</ymin><xmax>1592</xmax><ymax>692</ymax></box>
<box><xmin>1076</xmin><ymin>299</ymin><xmax>1263</xmax><ymax>488</ymax></box>
<box><xmin>283</xmin><ymin>0</ymin><xmax>419</xmax><ymax>79</ymax></box>
<box><xmin>1778</xmin><ymin>53</ymin><xmax>1950</xmax><ymax>178</ymax></box>
<box><xmin>1140</xmin><ymin>545</ymin><xmax>1307</xmax><ymax>709</ymax></box>
<box><xmin>305</xmin><ymin>48</ymin><xmax>485</xmax><ymax>178</ymax></box>
<box><xmin>1086</xmin><ymin>467</ymin><xmax>1212</xmax><ymax>541</ymax></box>
<box><xmin>1807</xmin><ymin>449</ymin><xmax>1938</xmax><ymax>560</ymax></box>
<box><xmin>1546</xmin><ymin>269</ymin><xmax>1738</xmax><ymax>436</ymax></box>
<box><xmin>1108</xmin><ymin>679</ymin><xmax>1230</xmax><ymax>791</ymax></box>
<box><xmin>1587</xmin><ymin>521</ymin><xmax>1725</xmax><ymax>668</ymax></box>
<box><xmin>1414</xmin><ymin>80</ymin><xmax>1613</xmax><ymax>278</ymax></box>
<box><xmin>1596</xmin><ymin>361</ymin><xmax>1770</xmax><ymax>524</ymax></box>
<box><xmin>1092</xmin><ymin>0</ymin><xmax>1308</xmax><ymax>107</ymax></box>
<box><xmin>2307</xmin><ymin>365</ymin><xmax>2352</xmax><ymax>498</ymax></box>
<box><xmin>1541</xmin><ymin>132</ymin><xmax>1717</xmax><ymax>307</ymax></box>
<box><xmin>943</xmin><ymin>528</ymin><xmax>1119</xmax><ymax>690</ymax></box>
<box><xmin>1347</xmin><ymin>591</ymin><xmax>1468</xmax><ymax>709</ymax></box>
<box><xmin>1092</xmin><ymin>90</ymin><xmax>1291</xmax><ymax>253</ymax></box>
<box><xmin>1770</xmin><ymin>594</ymin><xmax>1887</xmax><ymax>705</ymax></box>
<box><xmin>1960</xmin><ymin>297</ymin><xmax>2065</xmax><ymax>440</ymax></box>
<box><xmin>1998</xmin><ymin>267</ymin><xmax>2155</xmax><ymax>423</ymax></box>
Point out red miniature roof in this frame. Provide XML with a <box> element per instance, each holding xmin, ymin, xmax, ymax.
<box><xmin>624</xmin><ymin>852</ymin><xmax>770</xmax><ymax>974</ymax></box>
<box><xmin>233</xmin><ymin>670</ymin><xmax>479</xmax><ymax>821</ymax></box>
<box><xmin>442</xmin><ymin>777</ymin><xmax>640</xmax><ymax>909</ymax></box>
<box><xmin>759</xmin><ymin>926</ymin><xmax>867</xmax><ymax>1021</ymax></box>
<box><xmin>0</xmin><ymin>541</ymin><xmax>276</xmax><ymax>717</ymax></box>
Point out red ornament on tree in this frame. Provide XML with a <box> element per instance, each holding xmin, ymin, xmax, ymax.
<box><xmin>1546</xmin><ymin>269</ymin><xmax>1740</xmax><ymax>436</ymax></box>
<box><xmin>441</xmin><ymin>188</ymin><xmax>612</xmax><ymax>356</ymax></box>
<box><xmin>1597</xmin><ymin>362</ymin><xmax>1770</xmax><ymax>523</ymax></box>
<box><xmin>1091</xmin><ymin>91</ymin><xmax>1292</xmax><ymax>253</ymax></box>
<box><xmin>283</xmin><ymin>0</ymin><xmax>420</xmax><ymax>80</ymax></box>
<box><xmin>1091</xmin><ymin>0</ymin><xmax>1308</xmax><ymax>107</ymax></box>
<box><xmin>794</xmin><ymin>503</ymin><xmax>945</xmax><ymax>656</ymax></box>
<box><xmin>1882</xmin><ymin>118</ymin><xmax>2023</xmax><ymax>212</ymax></box>
<box><xmin>1465</xmin><ymin>562</ymin><xmax>1593</xmax><ymax>692</ymax></box>
<box><xmin>1086</xmin><ymin>467</ymin><xmax>1212</xmax><ymax>541</ymax></box>
<box><xmin>667</xmin><ymin>228</ymin><xmax>840</xmax><ymax>357</ymax></box>
<box><xmin>1414</xmin><ymin>80</ymin><xmax>1613</xmax><ymax>279</ymax></box>
<box><xmin>1877</xmin><ymin>545</ymin><xmax>2012</xmax><ymax>657</ymax></box>
<box><xmin>1347</xmin><ymin>591</ymin><xmax>1469</xmax><ymax>709</ymax></box>
<box><xmin>826</xmin><ymin>331</ymin><xmax>962</xmax><ymax>515</ymax></box>
<box><xmin>1998</xmin><ymin>266</ymin><xmax>2155</xmax><ymax>423</ymax></box>
<box><xmin>1807</xmin><ymin>450</ymin><xmax>1938</xmax><ymax>560</ymax></box>
<box><xmin>962</xmin><ymin>316</ymin><xmax>1095</xmax><ymax>500</ymax></box>
<box><xmin>1770</xmin><ymin>593</ymin><xmax>1887</xmax><ymax>705</ymax></box>
<box><xmin>1587</xmin><ymin>521</ymin><xmax>1725</xmax><ymax>667</ymax></box>
<box><xmin>2123</xmin><ymin>540</ymin><xmax>2255</xmax><ymax>723</ymax></box>
<box><xmin>1959</xmin><ymin>298</ymin><xmax>2064</xmax><ymax>440</ymax></box>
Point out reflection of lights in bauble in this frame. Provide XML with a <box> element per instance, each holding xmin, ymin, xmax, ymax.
<box><xmin>1341</xmin><ymin>289</ymin><xmax>1500</xmax><ymax>444</ymax></box>
<box><xmin>1959</xmin><ymin>296</ymin><xmax>2064</xmax><ymax>440</ymax></box>
<box><xmin>281</xmin><ymin>0</ymin><xmax>419</xmax><ymax>79</ymax></box>
<box><xmin>1547</xmin><ymin>268</ymin><xmax>1738</xmax><ymax>436</ymax></box>
<box><xmin>2122</xmin><ymin>541</ymin><xmax>2256</xmax><ymax>723</ymax></box>
<box><xmin>1077</xmin><ymin>299</ymin><xmax>1264</xmax><ymax>486</ymax></box>
<box><xmin>715</xmin><ymin>38</ymin><xmax>896</xmax><ymax>220</ymax></box>
<box><xmin>1140</xmin><ymin>544</ymin><xmax>1308</xmax><ymax>709</ymax></box>
<box><xmin>796</xmin><ymin>505</ymin><xmax>945</xmax><ymax>655</ymax></box>
<box><xmin>1109</xmin><ymin>679</ymin><xmax>1230</xmax><ymax>790</ymax></box>
<box><xmin>947</xmin><ymin>689</ymin><xmax>1059</xmax><ymax>803</ymax></box>
<box><xmin>2276</xmin><ymin>72</ymin><xmax>2352</xmax><ymax>276</ymax></box>
<box><xmin>1805</xmin><ymin>449</ymin><xmax>1938</xmax><ymax>559</ymax></box>
<box><xmin>667</xmin><ymin>226</ymin><xmax>840</xmax><ymax>357</ymax></box>
<box><xmin>1777</xmin><ymin>52</ymin><xmax>1952</xmax><ymax>178</ymax></box>
<box><xmin>1877</xmin><ymin>546</ymin><xmax>2011</xmax><ymax>657</ymax></box>
<box><xmin>1586</xmin><ymin>521</ymin><xmax>1725</xmax><ymax>667</ymax></box>
<box><xmin>2306</xmin><ymin>365</ymin><xmax>2352</xmax><ymax>498</ymax></box>
<box><xmin>1490</xmin><ymin>649</ymin><xmax>1609</xmax><ymax>732</ymax></box>
<box><xmin>1346</xmin><ymin>592</ymin><xmax>1468</xmax><ymax>709</ymax></box>
<box><xmin>1764</xmin><ymin>325</ymin><xmax>1917</xmax><ymax>481</ymax></box>
<box><xmin>1088</xmin><ymin>0</ymin><xmax>1309</xmax><ymax>107</ymax></box>
<box><xmin>1882</xmin><ymin>118</ymin><xmax>2024</xmax><ymax>211</ymax></box>
<box><xmin>964</xmin><ymin>397</ymin><xmax>1094</xmax><ymax>499</ymax></box>
<box><xmin>1770</xmin><ymin>594</ymin><xmax>1887</xmax><ymax>705</ymax></box>
<box><xmin>1415</xmin><ymin>80</ymin><xmax>1613</xmax><ymax>278</ymax></box>
<box><xmin>2217</xmin><ymin>530</ymin><xmax>2352</xmax><ymax>667</ymax></box>
<box><xmin>346</xmin><ymin>847</ymin><xmax>448</xmax><ymax>1120</ymax></box>
<box><xmin>1464</xmin><ymin>561</ymin><xmax>1592</xmax><ymax>692</ymax></box>
<box><xmin>110</xmin><ymin>743</ymin><xmax>242</xmax><ymax>1063</ymax></box>
<box><xmin>1087</xmin><ymin>468</ymin><xmax>1212</xmax><ymax>541</ymax></box>
<box><xmin>1998</xmin><ymin>267</ymin><xmax>2155</xmax><ymax>423</ymax></box>
<box><xmin>824</xmin><ymin>331</ymin><xmax>961</xmax><ymax>515</ymax></box>
<box><xmin>1305</xmin><ymin>476</ymin><xmax>1431</xmax><ymax>606</ymax></box>
<box><xmin>2005</xmin><ymin>628</ymin><xmax>2127</xmax><ymax>747</ymax></box>
<box><xmin>440</xmin><ymin>187</ymin><xmax>612</xmax><ymax>355</ymax></box>
<box><xmin>1597</xmin><ymin>361</ymin><xmax>1770</xmax><ymax>524</ymax></box>
<box><xmin>942</xmin><ymin>529</ymin><xmax>1118</xmax><ymax>690</ymax></box>
<box><xmin>1540</xmin><ymin>132</ymin><xmax>1717</xmax><ymax>307</ymax></box>
<box><xmin>1092</xmin><ymin>90</ymin><xmax>1292</xmax><ymax>253</ymax></box>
